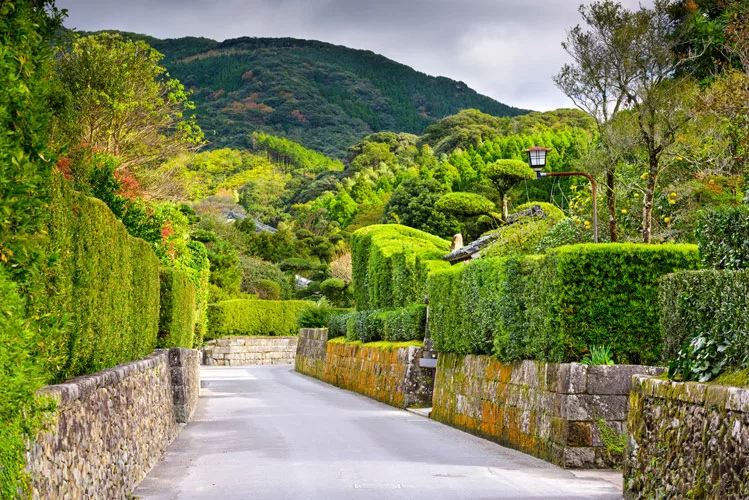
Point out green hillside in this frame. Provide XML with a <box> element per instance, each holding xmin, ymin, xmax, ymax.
<box><xmin>114</xmin><ymin>33</ymin><xmax>529</xmax><ymax>157</ymax></box>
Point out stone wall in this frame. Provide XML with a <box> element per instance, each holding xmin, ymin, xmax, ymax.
<box><xmin>295</xmin><ymin>329</ymin><xmax>434</xmax><ymax>408</ymax></box>
<box><xmin>26</xmin><ymin>348</ymin><xmax>200</xmax><ymax>500</ymax></box>
<box><xmin>625</xmin><ymin>375</ymin><xmax>749</xmax><ymax>499</ymax></box>
<box><xmin>431</xmin><ymin>353</ymin><xmax>663</xmax><ymax>469</ymax></box>
<box><xmin>202</xmin><ymin>336</ymin><xmax>298</xmax><ymax>366</ymax></box>
<box><xmin>295</xmin><ymin>328</ymin><xmax>328</xmax><ymax>379</ymax></box>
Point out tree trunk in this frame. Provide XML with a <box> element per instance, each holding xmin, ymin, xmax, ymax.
<box><xmin>641</xmin><ymin>153</ymin><xmax>659</xmax><ymax>243</ymax></box>
<box><xmin>605</xmin><ymin>168</ymin><xmax>618</xmax><ymax>242</ymax></box>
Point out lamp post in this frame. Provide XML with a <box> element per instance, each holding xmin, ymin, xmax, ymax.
<box><xmin>523</xmin><ymin>146</ymin><xmax>599</xmax><ymax>243</ymax></box>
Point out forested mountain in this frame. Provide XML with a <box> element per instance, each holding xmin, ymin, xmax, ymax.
<box><xmin>111</xmin><ymin>33</ymin><xmax>529</xmax><ymax>157</ymax></box>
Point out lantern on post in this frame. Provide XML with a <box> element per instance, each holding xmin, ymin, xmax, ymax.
<box><xmin>522</xmin><ymin>145</ymin><xmax>599</xmax><ymax>243</ymax></box>
<box><xmin>524</xmin><ymin>145</ymin><xmax>552</xmax><ymax>178</ymax></box>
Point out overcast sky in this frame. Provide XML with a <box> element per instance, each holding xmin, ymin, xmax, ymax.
<box><xmin>57</xmin><ymin>0</ymin><xmax>650</xmax><ymax>111</ymax></box>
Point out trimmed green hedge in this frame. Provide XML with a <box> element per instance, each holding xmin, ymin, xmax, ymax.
<box><xmin>335</xmin><ymin>305</ymin><xmax>427</xmax><ymax>343</ymax></box>
<box><xmin>428</xmin><ymin>243</ymin><xmax>700</xmax><ymax>364</ymax></box>
<box><xmin>30</xmin><ymin>174</ymin><xmax>161</xmax><ymax>381</ymax></box>
<box><xmin>661</xmin><ymin>270</ymin><xmax>749</xmax><ymax>381</ymax></box>
<box><xmin>351</xmin><ymin>224</ymin><xmax>451</xmax><ymax>310</ymax></box>
<box><xmin>207</xmin><ymin>299</ymin><xmax>313</xmax><ymax>338</ymax></box>
<box><xmin>158</xmin><ymin>268</ymin><xmax>197</xmax><ymax>348</ymax></box>
<box><xmin>695</xmin><ymin>206</ymin><xmax>749</xmax><ymax>270</ymax></box>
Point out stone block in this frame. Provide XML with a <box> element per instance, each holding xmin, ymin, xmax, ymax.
<box><xmin>557</xmin><ymin>363</ymin><xmax>588</xmax><ymax>394</ymax></box>
<box><xmin>563</xmin><ymin>447</ymin><xmax>595</xmax><ymax>468</ymax></box>
<box><xmin>567</xmin><ymin>421</ymin><xmax>593</xmax><ymax>447</ymax></box>
<box><xmin>587</xmin><ymin>365</ymin><xmax>665</xmax><ymax>395</ymax></box>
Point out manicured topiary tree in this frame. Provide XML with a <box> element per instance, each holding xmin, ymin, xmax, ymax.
<box><xmin>485</xmin><ymin>159</ymin><xmax>535</xmax><ymax>218</ymax></box>
<box><xmin>435</xmin><ymin>192</ymin><xmax>497</xmax><ymax>240</ymax></box>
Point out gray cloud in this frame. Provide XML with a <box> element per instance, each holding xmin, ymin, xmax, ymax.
<box><xmin>57</xmin><ymin>0</ymin><xmax>649</xmax><ymax>111</ymax></box>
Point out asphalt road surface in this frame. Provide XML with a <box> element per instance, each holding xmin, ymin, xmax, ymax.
<box><xmin>133</xmin><ymin>365</ymin><xmax>622</xmax><ymax>500</ymax></box>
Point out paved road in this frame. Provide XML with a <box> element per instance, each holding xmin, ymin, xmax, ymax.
<box><xmin>134</xmin><ymin>366</ymin><xmax>622</xmax><ymax>500</ymax></box>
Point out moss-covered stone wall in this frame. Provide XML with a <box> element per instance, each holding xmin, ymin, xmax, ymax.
<box><xmin>294</xmin><ymin>329</ymin><xmax>434</xmax><ymax>408</ymax></box>
<box><xmin>432</xmin><ymin>353</ymin><xmax>662</xmax><ymax>468</ymax></box>
<box><xmin>625</xmin><ymin>376</ymin><xmax>749</xmax><ymax>499</ymax></box>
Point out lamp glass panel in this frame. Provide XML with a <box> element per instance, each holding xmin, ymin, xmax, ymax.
<box><xmin>530</xmin><ymin>150</ymin><xmax>546</xmax><ymax>167</ymax></box>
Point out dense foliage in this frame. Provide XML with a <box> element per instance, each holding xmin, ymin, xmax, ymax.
<box><xmin>695</xmin><ymin>206</ymin><xmax>749</xmax><ymax>270</ymax></box>
<box><xmin>350</xmin><ymin>224</ymin><xmax>450</xmax><ymax>310</ymax></box>
<box><xmin>331</xmin><ymin>305</ymin><xmax>427</xmax><ymax>343</ymax></box>
<box><xmin>661</xmin><ymin>270</ymin><xmax>749</xmax><ymax>382</ymax></box>
<box><xmin>206</xmin><ymin>299</ymin><xmax>313</xmax><ymax>338</ymax></box>
<box><xmin>428</xmin><ymin>243</ymin><xmax>700</xmax><ymax>363</ymax></box>
<box><xmin>158</xmin><ymin>268</ymin><xmax>197</xmax><ymax>348</ymax></box>
<box><xmin>120</xmin><ymin>35</ymin><xmax>528</xmax><ymax>157</ymax></box>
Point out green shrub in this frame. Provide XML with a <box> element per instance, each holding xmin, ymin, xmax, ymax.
<box><xmin>351</xmin><ymin>224</ymin><xmax>450</xmax><ymax>310</ymax></box>
<box><xmin>30</xmin><ymin>174</ymin><xmax>161</xmax><ymax>381</ymax></box>
<box><xmin>327</xmin><ymin>310</ymin><xmax>350</xmax><ymax>338</ymax></box>
<box><xmin>253</xmin><ymin>279</ymin><xmax>281</xmax><ymax>300</ymax></box>
<box><xmin>428</xmin><ymin>258</ymin><xmax>507</xmax><ymax>355</ymax></box>
<box><xmin>296</xmin><ymin>300</ymin><xmax>352</xmax><ymax>329</ymax></box>
<box><xmin>207</xmin><ymin>299</ymin><xmax>313</xmax><ymax>338</ymax></box>
<box><xmin>536</xmin><ymin>217</ymin><xmax>597</xmax><ymax>252</ymax></box>
<box><xmin>661</xmin><ymin>270</ymin><xmax>749</xmax><ymax>382</ymax></box>
<box><xmin>158</xmin><ymin>268</ymin><xmax>197</xmax><ymax>348</ymax></box>
<box><xmin>380</xmin><ymin>304</ymin><xmax>427</xmax><ymax>342</ymax></box>
<box><xmin>428</xmin><ymin>243</ymin><xmax>700</xmax><ymax>363</ymax></box>
<box><xmin>482</xmin><ymin>203</ymin><xmax>567</xmax><ymax>259</ymax></box>
<box><xmin>695</xmin><ymin>206</ymin><xmax>749</xmax><ymax>270</ymax></box>
<box><xmin>0</xmin><ymin>266</ymin><xmax>54</xmax><ymax>498</ymax></box>
<box><xmin>435</xmin><ymin>192</ymin><xmax>495</xmax><ymax>215</ymax></box>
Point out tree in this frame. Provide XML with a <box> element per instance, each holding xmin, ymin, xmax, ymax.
<box><xmin>382</xmin><ymin>177</ymin><xmax>459</xmax><ymax>237</ymax></box>
<box><xmin>485</xmin><ymin>159</ymin><xmax>535</xmax><ymax>218</ymax></box>
<box><xmin>556</xmin><ymin>0</ymin><xmax>701</xmax><ymax>243</ymax></box>
<box><xmin>52</xmin><ymin>33</ymin><xmax>204</xmax><ymax>183</ymax></box>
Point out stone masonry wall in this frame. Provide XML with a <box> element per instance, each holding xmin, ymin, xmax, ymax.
<box><xmin>431</xmin><ymin>353</ymin><xmax>663</xmax><ymax>469</ymax></box>
<box><xmin>625</xmin><ymin>375</ymin><xmax>749</xmax><ymax>499</ymax></box>
<box><xmin>203</xmin><ymin>336</ymin><xmax>298</xmax><ymax>366</ymax></box>
<box><xmin>295</xmin><ymin>328</ymin><xmax>328</xmax><ymax>379</ymax></box>
<box><xmin>26</xmin><ymin>348</ymin><xmax>200</xmax><ymax>500</ymax></box>
<box><xmin>294</xmin><ymin>329</ymin><xmax>434</xmax><ymax>409</ymax></box>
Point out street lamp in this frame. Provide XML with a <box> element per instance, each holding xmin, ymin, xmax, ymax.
<box><xmin>523</xmin><ymin>145</ymin><xmax>599</xmax><ymax>243</ymax></box>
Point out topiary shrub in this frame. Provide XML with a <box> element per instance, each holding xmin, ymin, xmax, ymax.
<box><xmin>207</xmin><ymin>299</ymin><xmax>313</xmax><ymax>338</ymax></box>
<box><xmin>435</xmin><ymin>192</ymin><xmax>495</xmax><ymax>215</ymax></box>
<box><xmin>351</xmin><ymin>224</ymin><xmax>450</xmax><ymax>310</ymax></box>
<box><xmin>158</xmin><ymin>268</ymin><xmax>197</xmax><ymax>348</ymax></box>
<box><xmin>320</xmin><ymin>277</ymin><xmax>350</xmax><ymax>306</ymax></box>
<box><xmin>482</xmin><ymin>204</ymin><xmax>566</xmax><ymax>259</ymax></box>
<box><xmin>695</xmin><ymin>206</ymin><xmax>749</xmax><ymax>270</ymax></box>
<box><xmin>485</xmin><ymin>159</ymin><xmax>535</xmax><ymax>212</ymax></box>
<box><xmin>661</xmin><ymin>270</ymin><xmax>749</xmax><ymax>382</ymax></box>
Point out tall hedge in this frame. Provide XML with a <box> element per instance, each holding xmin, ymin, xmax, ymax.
<box><xmin>661</xmin><ymin>270</ymin><xmax>749</xmax><ymax>381</ymax></box>
<box><xmin>351</xmin><ymin>224</ymin><xmax>450</xmax><ymax>310</ymax></box>
<box><xmin>428</xmin><ymin>243</ymin><xmax>700</xmax><ymax>364</ymax></box>
<box><xmin>30</xmin><ymin>175</ymin><xmax>161</xmax><ymax>381</ymax></box>
<box><xmin>207</xmin><ymin>299</ymin><xmax>313</xmax><ymax>338</ymax></box>
<box><xmin>158</xmin><ymin>268</ymin><xmax>197</xmax><ymax>348</ymax></box>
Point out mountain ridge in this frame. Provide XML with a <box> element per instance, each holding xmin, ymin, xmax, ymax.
<box><xmin>104</xmin><ymin>31</ymin><xmax>530</xmax><ymax>157</ymax></box>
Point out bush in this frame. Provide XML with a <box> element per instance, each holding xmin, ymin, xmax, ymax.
<box><xmin>428</xmin><ymin>243</ymin><xmax>700</xmax><ymax>363</ymax></box>
<box><xmin>296</xmin><ymin>300</ymin><xmax>352</xmax><ymax>329</ymax></box>
<box><xmin>158</xmin><ymin>268</ymin><xmax>197</xmax><ymax>348</ymax></box>
<box><xmin>435</xmin><ymin>192</ymin><xmax>495</xmax><ymax>215</ymax></box>
<box><xmin>207</xmin><ymin>299</ymin><xmax>313</xmax><ymax>338</ymax></box>
<box><xmin>327</xmin><ymin>310</ymin><xmax>350</xmax><ymax>338</ymax></box>
<box><xmin>695</xmin><ymin>206</ymin><xmax>749</xmax><ymax>270</ymax></box>
<box><xmin>253</xmin><ymin>279</ymin><xmax>281</xmax><ymax>300</ymax></box>
<box><xmin>29</xmin><ymin>174</ymin><xmax>161</xmax><ymax>381</ymax></box>
<box><xmin>0</xmin><ymin>266</ymin><xmax>53</xmax><ymax>498</ymax></box>
<box><xmin>661</xmin><ymin>270</ymin><xmax>749</xmax><ymax>382</ymax></box>
<box><xmin>351</xmin><ymin>224</ymin><xmax>450</xmax><ymax>310</ymax></box>
<box><xmin>380</xmin><ymin>304</ymin><xmax>427</xmax><ymax>342</ymax></box>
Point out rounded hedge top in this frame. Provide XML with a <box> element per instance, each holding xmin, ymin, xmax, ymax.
<box><xmin>435</xmin><ymin>192</ymin><xmax>496</xmax><ymax>216</ymax></box>
<box><xmin>512</xmin><ymin>202</ymin><xmax>566</xmax><ymax>223</ymax></box>
<box><xmin>485</xmin><ymin>159</ymin><xmax>536</xmax><ymax>184</ymax></box>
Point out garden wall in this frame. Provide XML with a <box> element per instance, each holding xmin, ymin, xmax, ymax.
<box><xmin>26</xmin><ymin>348</ymin><xmax>200</xmax><ymax>500</ymax></box>
<box><xmin>625</xmin><ymin>375</ymin><xmax>749</xmax><ymax>499</ymax></box>
<box><xmin>202</xmin><ymin>336</ymin><xmax>298</xmax><ymax>366</ymax></box>
<box><xmin>431</xmin><ymin>353</ymin><xmax>663</xmax><ymax>468</ymax></box>
<box><xmin>295</xmin><ymin>329</ymin><xmax>434</xmax><ymax>408</ymax></box>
